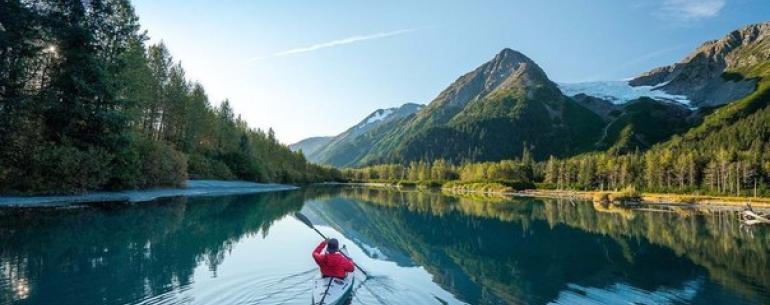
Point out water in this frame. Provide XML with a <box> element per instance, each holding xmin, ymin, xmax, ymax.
<box><xmin>0</xmin><ymin>187</ymin><xmax>768</xmax><ymax>305</ymax></box>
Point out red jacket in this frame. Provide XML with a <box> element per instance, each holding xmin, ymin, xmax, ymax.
<box><xmin>312</xmin><ymin>240</ymin><xmax>354</xmax><ymax>278</ymax></box>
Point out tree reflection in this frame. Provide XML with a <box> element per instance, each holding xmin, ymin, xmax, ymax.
<box><xmin>0</xmin><ymin>191</ymin><xmax>303</xmax><ymax>305</ymax></box>
<box><xmin>309</xmin><ymin>187</ymin><xmax>770</xmax><ymax>305</ymax></box>
<box><xmin>1</xmin><ymin>187</ymin><xmax>767</xmax><ymax>305</ymax></box>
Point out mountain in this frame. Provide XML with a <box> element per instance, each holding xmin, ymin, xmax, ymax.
<box><xmin>571</xmin><ymin>94</ymin><xmax>621</xmax><ymax>119</ymax></box>
<box><xmin>303</xmin><ymin>22</ymin><xmax>770</xmax><ymax>168</ymax></box>
<box><xmin>288</xmin><ymin>136</ymin><xmax>333</xmax><ymax>156</ymax></box>
<box><xmin>341</xmin><ymin>103</ymin><xmax>423</xmax><ymax>139</ymax></box>
<box><xmin>630</xmin><ymin>22</ymin><xmax>770</xmax><ymax>107</ymax></box>
<box><xmin>599</xmin><ymin>98</ymin><xmax>694</xmax><ymax>154</ymax></box>
<box><xmin>569</xmin><ymin>94</ymin><xmax>695</xmax><ymax>153</ymax></box>
<box><xmin>300</xmin><ymin>103</ymin><xmax>424</xmax><ymax>167</ymax></box>
<box><xmin>630</xmin><ymin>22</ymin><xmax>770</xmax><ymax>158</ymax></box>
<box><xmin>558</xmin><ymin>22</ymin><xmax>770</xmax><ymax>155</ymax></box>
<box><xmin>356</xmin><ymin>48</ymin><xmax>606</xmax><ymax>164</ymax></box>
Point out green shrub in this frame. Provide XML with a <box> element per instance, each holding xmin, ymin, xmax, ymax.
<box><xmin>31</xmin><ymin>145</ymin><xmax>114</xmax><ymax>194</ymax></box>
<box><xmin>136</xmin><ymin>138</ymin><xmax>187</xmax><ymax>188</ymax></box>
<box><xmin>188</xmin><ymin>153</ymin><xmax>235</xmax><ymax>180</ymax></box>
<box><xmin>108</xmin><ymin>139</ymin><xmax>143</xmax><ymax>190</ymax></box>
<box><xmin>442</xmin><ymin>180</ymin><xmax>533</xmax><ymax>193</ymax></box>
<box><xmin>608</xmin><ymin>185</ymin><xmax>641</xmax><ymax>203</ymax></box>
<box><xmin>418</xmin><ymin>180</ymin><xmax>443</xmax><ymax>188</ymax></box>
<box><xmin>397</xmin><ymin>180</ymin><xmax>417</xmax><ymax>188</ymax></box>
<box><xmin>187</xmin><ymin>153</ymin><xmax>212</xmax><ymax>179</ymax></box>
<box><xmin>535</xmin><ymin>182</ymin><xmax>557</xmax><ymax>190</ymax></box>
<box><xmin>209</xmin><ymin>159</ymin><xmax>236</xmax><ymax>180</ymax></box>
<box><xmin>500</xmin><ymin>180</ymin><xmax>536</xmax><ymax>190</ymax></box>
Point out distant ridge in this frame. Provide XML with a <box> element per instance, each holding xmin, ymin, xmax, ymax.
<box><xmin>631</xmin><ymin>22</ymin><xmax>770</xmax><ymax>107</ymax></box>
<box><xmin>293</xmin><ymin>103</ymin><xmax>424</xmax><ymax>167</ymax></box>
<box><xmin>288</xmin><ymin>136</ymin><xmax>333</xmax><ymax>156</ymax></box>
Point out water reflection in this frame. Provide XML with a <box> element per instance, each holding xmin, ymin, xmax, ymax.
<box><xmin>0</xmin><ymin>187</ymin><xmax>767</xmax><ymax>305</ymax></box>
<box><xmin>306</xmin><ymin>187</ymin><xmax>770</xmax><ymax>305</ymax></box>
<box><xmin>0</xmin><ymin>191</ymin><xmax>304</xmax><ymax>305</ymax></box>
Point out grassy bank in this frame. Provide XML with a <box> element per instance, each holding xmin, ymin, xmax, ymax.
<box><xmin>339</xmin><ymin>179</ymin><xmax>770</xmax><ymax>208</ymax></box>
<box><xmin>343</xmin><ymin>180</ymin><xmax>443</xmax><ymax>189</ymax></box>
<box><xmin>442</xmin><ymin>180</ymin><xmax>535</xmax><ymax>193</ymax></box>
<box><xmin>523</xmin><ymin>189</ymin><xmax>770</xmax><ymax>208</ymax></box>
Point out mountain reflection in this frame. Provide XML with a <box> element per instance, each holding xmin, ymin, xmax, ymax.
<box><xmin>306</xmin><ymin>187</ymin><xmax>770</xmax><ymax>305</ymax></box>
<box><xmin>1</xmin><ymin>187</ymin><xmax>768</xmax><ymax>305</ymax></box>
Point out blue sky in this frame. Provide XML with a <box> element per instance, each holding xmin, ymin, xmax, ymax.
<box><xmin>132</xmin><ymin>0</ymin><xmax>769</xmax><ymax>143</ymax></box>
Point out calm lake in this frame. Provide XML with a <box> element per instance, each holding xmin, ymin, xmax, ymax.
<box><xmin>1</xmin><ymin>187</ymin><xmax>769</xmax><ymax>305</ymax></box>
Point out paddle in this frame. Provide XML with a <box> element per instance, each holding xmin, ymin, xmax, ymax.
<box><xmin>294</xmin><ymin>212</ymin><xmax>370</xmax><ymax>277</ymax></box>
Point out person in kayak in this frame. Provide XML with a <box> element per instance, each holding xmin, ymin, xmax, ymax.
<box><xmin>312</xmin><ymin>238</ymin><xmax>354</xmax><ymax>279</ymax></box>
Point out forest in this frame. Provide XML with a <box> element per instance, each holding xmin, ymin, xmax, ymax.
<box><xmin>344</xmin><ymin>42</ymin><xmax>770</xmax><ymax>197</ymax></box>
<box><xmin>345</xmin><ymin>132</ymin><xmax>770</xmax><ymax>197</ymax></box>
<box><xmin>0</xmin><ymin>0</ymin><xmax>341</xmax><ymax>194</ymax></box>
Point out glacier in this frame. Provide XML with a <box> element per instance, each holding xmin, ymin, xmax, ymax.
<box><xmin>558</xmin><ymin>81</ymin><xmax>691</xmax><ymax>106</ymax></box>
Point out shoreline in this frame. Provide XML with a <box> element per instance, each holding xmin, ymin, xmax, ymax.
<box><xmin>519</xmin><ymin>189</ymin><xmax>770</xmax><ymax>209</ymax></box>
<box><xmin>0</xmin><ymin>180</ymin><xmax>298</xmax><ymax>208</ymax></box>
<box><xmin>324</xmin><ymin>182</ymin><xmax>770</xmax><ymax>209</ymax></box>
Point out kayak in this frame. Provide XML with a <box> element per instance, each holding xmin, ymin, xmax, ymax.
<box><xmin>312</xmin><ymin>274</ymin><xmax>353</xmax><ymax>305</ymax></box>
<box><xmin>312</xmin><ymin>248</ymin><xmax>354</xmax><ymax>305</ymax></box>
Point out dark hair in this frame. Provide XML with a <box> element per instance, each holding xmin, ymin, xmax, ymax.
<box><xmin>327</xmin><ymin>238</ymin><xmax>339</xmax><ymax>252</ymax></box>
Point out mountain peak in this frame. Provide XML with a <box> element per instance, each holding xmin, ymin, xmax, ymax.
<box><xmin>487</xmin><ymin>48</ymin><xmax>540</xmax><ymax>76</ymax></box>
<box><xmin>494</xmin><ymin>48</ymin><xmax>531</xmax><ymax>64</ymax></box>
<box><xmin>425</xmin><ymin>48</ymin><xmax>552</xmax><ymax>114</ymax></box>
<box><xmin>630</xmin><ymin>21</ymin><xmax>769</xmax><ymax>107</ymax></box>
<box><xmin>686</xmin><ymin>21</ymin><xmax>770</xmax><ymax>68</ymax></box>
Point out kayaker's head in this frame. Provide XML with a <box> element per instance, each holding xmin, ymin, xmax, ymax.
<box><xmin>326</xmin><ymin>238</ymin><xmax>339</xmax><ymax>253</ymax></box>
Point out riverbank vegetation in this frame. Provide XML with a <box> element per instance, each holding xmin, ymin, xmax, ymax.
<box><xmin>0</xmin><ymin>1</ymin><xmax>341</xmax><ymax>194</ymax></box>
<box><xmin>343</xmin><ymin>138</ymin><xmax>770</xmax><ymax>200</ymax></box>
<box><xmin>343</xmin><ymin>55</ymin><xmax>770</xmax><ymax>201</ymax></box>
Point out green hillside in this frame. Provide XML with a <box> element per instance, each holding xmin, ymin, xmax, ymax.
<box><xmin>345</xmin><ymin>22</ymin><xmax>770</xmax><ymax>197</ymax></box>
<box><xmin>601</xmin><ymin>98</ymin><xmax>694</xmax><ymax>154</ymax></box>
<box><xmin>353</xmin><ymin>49</ymin><xmax>606</xmax><ymax>165</ymax></box>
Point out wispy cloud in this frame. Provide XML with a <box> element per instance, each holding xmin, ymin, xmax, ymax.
<box><xmin>658</xmin><ymin>0</ymin><xmax>725</xmax><ymax>20</ymax></box>
<box><xmin>583</xmin><ymin>45</ymin><xmax>685</xmax><ymax>81</ymax></box>
<box><xmin>248</xmin><ymin>28</ymin><xmax>418</xmax><ymax>62</ymax></box>
<box><xmin>621</xmin><ymin>45</ymin><xmax>685</xmax><ymax>70</ymax></box>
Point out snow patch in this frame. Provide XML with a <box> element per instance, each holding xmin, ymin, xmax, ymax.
<box><xmin>358</xmin><ymin>109</ymin><xmax>394</xmax><ymax>129</ymax></box>
<box><xmin>558</xmin><ymin>81</ymin><xmax>691</xmax><ymax>107</ymax></box>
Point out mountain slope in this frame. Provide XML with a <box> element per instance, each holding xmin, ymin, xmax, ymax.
<box><xmin>637</xmin><ymin>22</ymin><xmax>770</xmax><ymax>155</ymax></box>
<box><xmin>307</xmin><ymin>23</ymin><xmax>770</xmax><ymax>168</ymax></box>
<box><xmin>357</xmin><ymin>48</ymin><xmax>606</xmax><ymax>164</ymax></box>
<box><xmin>304</xmin><ymin>103</ymin><xmax>423</xmax><ymax>167</ymax></box>
<box><xmin>631</xmin><ymin>22</ymin><xmax>770</xmax><ymax>107</ymax></box>
<box><xmin>600</xmin><ymin>98</ymin><xmax>694</xmax><ymax>154</ymax></box>
<box><xmin>570</xmin><ymin>94</ymin><xmax>696</xmax><ymax>154</ymax></box>
<box><xmin>288</xmin><ymin>136</ymin><xmax>333</xmax><ymax>156</ymax></box>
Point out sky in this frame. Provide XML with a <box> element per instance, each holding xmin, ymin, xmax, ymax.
<box><xmin>131</xmin><ymin>0</ymin><xmax>770</xmax><ymax>144</ymax></box>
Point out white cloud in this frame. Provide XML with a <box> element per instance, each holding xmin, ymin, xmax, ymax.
<box><xmin>248</xmin><ymin>28</ymin><xmax>417</xmax><ymax>62</ymax></box>
<box><xmin>659</xmin><ymin>0</ymin><xmax>725</xmax><ymax>20</ymax></box>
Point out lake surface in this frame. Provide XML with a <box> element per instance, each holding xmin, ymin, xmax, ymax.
<box><xmin>1</xmin><ymin>187</ymin><xmax>769</xmax><ymax>305</ymax></box>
